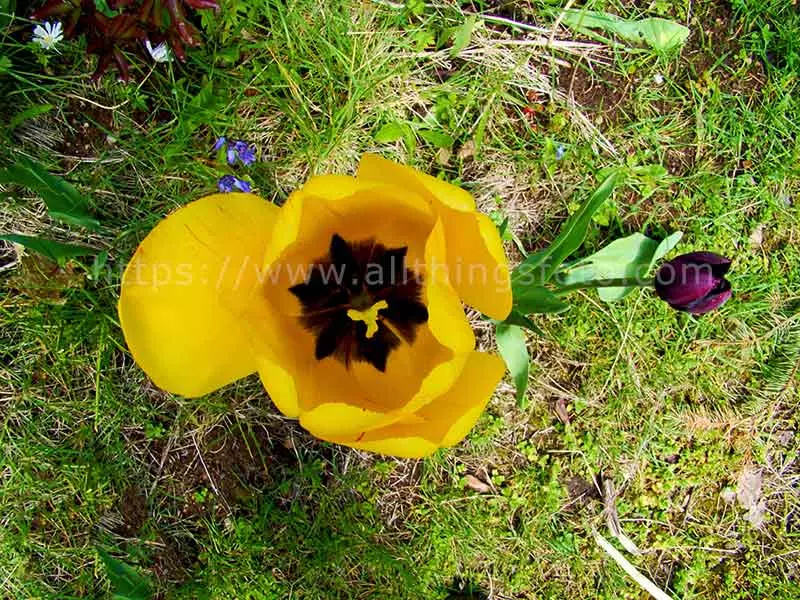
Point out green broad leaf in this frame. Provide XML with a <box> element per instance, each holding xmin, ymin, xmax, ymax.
<box><xmin>514</xmin><ymin>285</ymin><xmax>570</xmax><ymax>315</ymax></box>
<box><xmin>450</xmin><ymin>15</ymin><xmax>477</xmax><ymax>57</ymax></box>
<box><xmin>512</xmin><ymin>173</ymin><xmax>619</xmax><ymax>289</ymax></box>
<box><xmin>500</xmin><ymin>309</ymin><xmax>545</xmax><ymax>337</ymax></box>
<box><xmin>418</xmin><ymin>129</ymin><xmax>454</xmax><ymax>149</ymax></box>
<box><xmin>374</xmin><ymin>122</ymin><xmax>406</xmax><ymax>144</ymax></box>
<box><xmin>555</xmin><ymin>231</ymin><xmax>683</xmax><ymax>302</ymax></box>
<box><xmin>495</xmin><ymin>323</ymin><xmax>529</xmax><ymax>407</ymax></box>
<box><xmin>631</xmin><ymin>18</ymin><xmax>690</xmax><ymax>52</ymax></box>
<box><xmin>0</xmin><ymin>234</ymin><xmax>95</xmax><ymax>264</ymax></box>
<box><xmin>489</xmin><ymin>211</ymin><xmax>511</xmax><ymax>242</ymax></box>
<box><xmin>94</xmin><ymin>0</ymin><xmax>122</xmax><ymax>17</ymax></box>
<box><xmin>541</xmin><ymin>173</ymin><xmax>620</xmax><ymax>280</ymax></box>
<box><xmin>512</xmin><ymin>248</ymin><xmax>551</xmax><ymax>287</ymax></box>
<box><xmin>651</xmin><ymin>231</ymin><xmax>683</xmax><ymax>265</ymax></box>
<box><xmin>8</xmin><ymin>104</ymin><xmax>55</xmax><ymax>131</ymax></box>
<box><xmin>402</xmin><ymin>126</ymin><xmax>417</xmax><ymax>156</ymax></box>
<box><xmin>542</xmin><ymin>172</ymin><xmax>620</xmax><ymax>281</ymax></box>
<box><xmin>97</xmin><ymin>549</ymin><xmax>153</xmax><ymax>600</ymax></box>
<box><xmin>0</xmin><ymin>157</ymin><xmax>100</xmax><ymax>230</ymax></box>
<box><xmin>632</xmin><ymin>164</ymin><xmax>668</xmax><ymax>180</ymax></box>
<box><xmin>178</xmin><ymin>83</ymin><xmax>223</xmax><ymax>136</ymax></box>
<box><xmin>560</xmin><ymin>10</ymin><xmax>689</xmax><ymax>52</ymax></box>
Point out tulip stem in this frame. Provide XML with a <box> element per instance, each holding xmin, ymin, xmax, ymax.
<box><xmin>553</xmin><ymin>277</ymin><xmax>654</xmax><ymax>296</ymax></box>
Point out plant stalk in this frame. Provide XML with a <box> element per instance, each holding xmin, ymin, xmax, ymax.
<box><xmin>553</xmin><ymin>277</ymin><xmax>654</xmax><ymax>296</ymax></box>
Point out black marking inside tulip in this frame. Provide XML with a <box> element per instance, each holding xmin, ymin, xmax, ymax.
<box><xmin>289</xmin><ymin>234</ymin><xmax>428</xmax><ymax>372</ymax></box>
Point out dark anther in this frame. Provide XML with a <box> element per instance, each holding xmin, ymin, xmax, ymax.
<box><xmin>289</xmin><ymin>234</ymin><xmax>428</xmax><ymax>372</ymax></box>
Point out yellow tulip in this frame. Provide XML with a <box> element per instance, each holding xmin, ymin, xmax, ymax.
<box><xmin>118</xmin><ymin>154</ymin><xmax>512</xmax><ymax>458</ymax></box>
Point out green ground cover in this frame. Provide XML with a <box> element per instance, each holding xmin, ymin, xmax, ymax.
<box><xmin>1</xmin><ymin>0</ymin><xmax>799</xmax><ymax>598</ymax></box>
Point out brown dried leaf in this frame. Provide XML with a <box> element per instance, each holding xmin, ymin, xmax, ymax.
<box><xmin>749</xmin><ymin>223</ymin><xmax>765</xmax><ymax>249</ymax></box>
<box><xmin>737</xmin><ymin>466</ymin><xmax>767</xmax><ymax>529</ymax></box>
<box><xmin>457</xmin><ymin>139</ymin><xmax>476</xmax><ymax>160</ymax></box>
<box><xmin>464</xmin><ymin>474</ymin><xmax>491</xmax><ymax>494</ymax></box>
<box><xmin>554</xmin><ymin>398</ymin><xmax>571</xmax><ymax>424</ymax></box>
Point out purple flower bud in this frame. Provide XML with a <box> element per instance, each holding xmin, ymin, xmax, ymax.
<box><xmin>233</xmin><ymin>177</ymin><xmax>251</xmax><ymax>192</ymax></box>
<box><xmin>217</xmin><ymin>175</ymin><xmax>236</xmax><ymax>192</ymax></box>
<box><xmin>212</xmin><ymin>136</ymin><xmax>226</xmax><ymax>151</ymax></box>
<box><xmin>226</xmin><ymin>146</ymin><xmax>237</xmax><ymax>165</ymax></box>
<box><xmin>233</xmin><ymin>140</ymin><xmax>256</xmax><ymax>166</ymax></box>
<box><xmin>218</xmin><ymin>175</ymin><xmax>251</xmax><ymax>193</ymax></box>
<box><xmin>654</xmin><ymin>252</ymin><xmax>732</xmax><ymax>315</ymax></box>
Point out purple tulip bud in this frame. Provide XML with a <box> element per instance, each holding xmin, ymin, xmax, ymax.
<box><xmin>654</xmin><ymin>252</ymin><xmax>732</xmax><ymax>315</ymax></box>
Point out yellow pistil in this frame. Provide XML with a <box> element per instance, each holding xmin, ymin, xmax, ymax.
<box><xmin>347</xmin><ymin>300</ymin><xmax>388</xmax><ymax>338</ymax></box>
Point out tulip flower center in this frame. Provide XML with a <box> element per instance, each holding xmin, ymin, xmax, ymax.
<box><xmin>347</xmin><ymin>300</ymin><xmax>388</xmax><ymax>339</ymax></box>
<box><xmin>289</xmin><ymin>234</ymin><xmax>429</xmax><ymax>372</ymax></box>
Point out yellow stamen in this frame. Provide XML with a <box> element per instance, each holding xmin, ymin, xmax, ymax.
<box><xmin>347</xmin><ymin>300</ymin><xmax>388</xmax><ymax>338</ymax></box>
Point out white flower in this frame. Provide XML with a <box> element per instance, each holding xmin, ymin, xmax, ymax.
<box><xmin>653</xmin><ymin>73</ymin><xmax>665</xmax><ymax>85</ymax></box>
<box><xmin>145</xmin><ymin>40</ymin><xmax>172</xmax><ymax>64</ymax></box>
<box><xmin>32</xmin><ymin>21</ymin><xmax>63</xmax><ymax>51</ymax></box>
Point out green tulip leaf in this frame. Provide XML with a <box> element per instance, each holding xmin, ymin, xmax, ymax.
<box><xmin>560</xmin><ymin>10</ymin><xmax>690</xmax><ymax>52</ymax></box>
<box><xmin>511</xmin><ymin>173</ymin><xmax>620</xmax><ymax>290</ymax></box>
<box><xmin>543</xmin><ymin>172</ymin><xmax>620</xmax><ymax>281</ymax></box>
<box><xmin>496</xmin><ymin>323</ymin><xmax>529</xmax><ymax>407</ymax></box>
<box><xmin>0</xmin><ymin>234</ymin><xmax>96</xmax><ymax>265</ymax></box>
<box><xmin>650</xmin><ymin>231</ymin><xmax>683</xmax><ymax>266</ymax></box>
<box><xmin>555</xmin><ymin>231</ymin><xmax>683</xmax><ymax>302</ymax></box>
<box><xmin>0</xmin><ymin>156</ymin><xmax>100</xmax><ymax>230</ymax></box>
<box><xmin>500</xmin><ymin>309</ymin><xmax>545</xmax><ymax>336</ymax></box>
<box><xmin>514</xmin><ymin>285</ymin><xmax>570</xmax><ymax>314</ymax></box>
<box><xmin>97</xmin><ymin>549</ymin><xmax>153</xmax><ymax>600</ymax></box>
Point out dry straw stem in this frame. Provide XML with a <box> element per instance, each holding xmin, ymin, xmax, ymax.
<box><xmin>593</xmin><ymin>529</ymin><xmax>674</xmax><ymax>600</ymax></box>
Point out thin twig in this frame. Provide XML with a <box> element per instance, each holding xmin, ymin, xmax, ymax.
<box><xmin>191</xmin><ymin>431</ymin><xmax>232</xmax><ymax>513</ymax></box>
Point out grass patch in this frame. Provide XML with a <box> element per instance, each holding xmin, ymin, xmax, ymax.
<box><xmin>1</xmin><ymin>0</ymin><xmax>799</xmax><ymax>598</ymax></box>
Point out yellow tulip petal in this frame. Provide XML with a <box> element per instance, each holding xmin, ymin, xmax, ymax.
<box><xmin>429</xmin><ymin>352</ymin><xmax>505</xmax><ymax>447</ymax></box>
<box><xmin>343</xmin><ymin>351</ymin><xmax>504</xmax><ymax>457</ymax></box>
<box><xmin>424</xmin><ymin>218</ymin><xmax>475</xmax><ymax>354</ymax></box>
<box><xmin>358</xmin><ymin>154</ymin><xmax>512</xmax><ymax>320</ymax></box>
<box><xmin>263</xmin><ymin>175</ymin><xmax>364</xmax><ymax>267</ymax></box>
<box><xmin>257</xmin><ymin>355</ymin><xmax>299</xmax><ymax>418</ymax></box>
<box><xmin>439</xmin><ymin>208</ymin><xmax>512</xmax><ymax>320</ymax></box>
<box><xmin>264</xmin><ymin>174</ymin><xmax>434</xmax><ymax>270</ymax></box>
<box><xmin>119</xmin><ymin>193</ymin><xmax>279</xmax><ymax>397</ymax></box>
<box><xmin>353</xmin><ymin>436</ymin><xmax>438</xmax><ymax>459</ymax></box>
<box><xmin>357</xmin><ymin>153</ymin><xmax>475</xmax><ymax>212</ymax></box>
<box><xmin>300</xmin><ymin>402</ymin><xmax>397</xmax><ymax>440</ymax></box>
<box><xmin>402</xmin><ymin>351</ymin><xmax>469</xmax><ymax>415</ymax></box>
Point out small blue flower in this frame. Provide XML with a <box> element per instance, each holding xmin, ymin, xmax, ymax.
<box><xmin>234</xmin><ymin>178</ymin><xmax>252</xmax><ymax>192</ymax></box>
<box><xmin>555</xmin><ymin>144</ymin><xmax>566</xmax><ymax>161</ymax></box>
<box><xmin>217</xmin><ymin>175</ymin><xmax>251</xmax><ymax>193</ymax></box>
<box><xmin>212</xmin><ymin>136</ymin><xmax>257</xmax><ymax>166</ymax></box>
<box><xmin>218</xmin><ymin>174</ymin><xmax>236</xmax><ymax>192</ymax></box>
<box><xmin>226</xmin><ymin>146</ymin><xmax>237</xmax><ymax>165</ymax></box>
<box><xmin>233</xmin><ymin>140</ymin><xmax>256</xmax><ymax>166</ymax></box>
<box><xmin>212</xmin><ymin>136</ymin><xmax>227</xmax><ymax>151</ymax></box>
